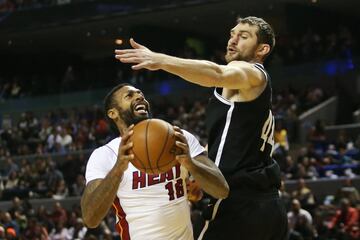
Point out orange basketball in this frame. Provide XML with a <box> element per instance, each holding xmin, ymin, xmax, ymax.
<box><xmin>128</xmin><ymin>118</ymin><xmax>179</xmax><ymax>174</ymax></box>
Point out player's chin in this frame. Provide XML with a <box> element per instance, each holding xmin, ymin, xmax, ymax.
<box><xmin>225</xmin><ymin>53</ymin><xmax>235</xmax><ymax>63</ymax></box>
<box><xmin>132</xmin><ymin>113</ymin><xmax>149</xmax><ymax>124</ymax></box>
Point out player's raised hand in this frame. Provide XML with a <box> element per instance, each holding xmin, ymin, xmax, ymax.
<box><xmin>117</xmin><ymin>124</ymin><xmax>134</xmax><ymax>172</ymax></box>
<box><xmin>115</xmin><ymin>38</ymin><xmax>162</xmax><ymax>71</ymax></box>
<box><xmin>129</xmin><ymin>38</ymin><xmax>147</xmax><ymax>50</ymax></box>
<box><xmin>173</xmin><ymin>126</ymin><xmax>194</xmax><ymax>169</ymax></box>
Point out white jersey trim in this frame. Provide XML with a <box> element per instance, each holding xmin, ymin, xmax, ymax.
<box><xmin>197</xmin><ymin>199</ymin><xmax>223</xmax><ymax>240</ymax></box>
<box><xmin>253</xmin><ymin>63</ymin><xmax>268</xmax><ymax>81</ymax></box>
<box><xmin>214</xmin><ymin>88</ymin><xmax>232</xmax><ymax>105</ymax></box>
<box><xmin>214</xmin><ymin>103</ymin><xmax>234</xmax><ymax>167</ymax></box>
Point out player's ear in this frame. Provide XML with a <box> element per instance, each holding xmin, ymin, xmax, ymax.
<box><xmin>107</xmin><ymin>108</ymin><xmax>119</xmax><ymax>120</ymax></box>
<box><xmin>256</xmin><ymin>43</ymin><xmax>270</xmax><ymax>59</ymax></box>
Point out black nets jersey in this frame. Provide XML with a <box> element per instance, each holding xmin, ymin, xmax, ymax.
<box><xmin>205</xmin><ymin>63</ymin><xmax>278</xmax><ymax>190</ymax></box>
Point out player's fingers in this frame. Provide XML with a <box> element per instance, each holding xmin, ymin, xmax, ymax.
<box><xmin>173</xmin><ymin>126</ymin><xmax>184</xmax><ymax>134</ymax></box>
<box><xmin>121</xmin><ymin>129</ymin><xmax>134</xmax><ymax>143</ymax></box>
<box><xmin>174</xmin><ymin>131</ymin><xmax>187</xmax><ymax>144</ymax></box>
<box><xmin>175</xmin><ymin>141</ymin><xmax>189</xmax><ymax>154</ymax></box>
<box><xmin>118</xmin><ymin>57</ymin><xmax>142</xmax><ymax>64</ymax></box>
<box><xmin>120</xmin><ymin>154</ymin><xmax>134</xmax><ymax>161</ymax></box>
<box><xmin>132</xmin><ymin>62</ymin><xmax>148</xmax><ymax>70</ymax></box>
<box><xmin>115</xmin><ymin>52</ymin><xmax>139</xmax><ymax>59</ymax></box>
<box><xmin>130</xmin><ymin>38</ymin><xmax>146</xmax><ymax>49</ymax></box>
<box><xmin>121</xmin><ymin>141</ymin><xmax>133</xmax><ymax>152</ymax></box>
<box><xmin>115</xmin><ymin>49</ymin><xmax>138</xmax><ymax>54</ymax></box>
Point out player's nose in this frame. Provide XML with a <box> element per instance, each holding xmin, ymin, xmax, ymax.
<box><xmin>228</xmin><ymin>36</ymin><xmax>238</xmax><ymax>45</ymax></box>
<box><xmin>135</xmin><ymin>93</ymin><xmax>144</xmax><ymax>101</ymax></box>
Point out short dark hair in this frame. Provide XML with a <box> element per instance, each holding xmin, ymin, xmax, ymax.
<box><xmin>237</xmin><ymin>16</ymin><xmax>275</xmax><ymax>58</ymax></box>
<box><xmin>104</xmin><ymin>83</ymin><xmax>131</xmax><ymax>121</ymax></box>
<box><xmin>104</xmin><ymin>83</ymin><xmax>132</xmax><ymax>130</ymax></box>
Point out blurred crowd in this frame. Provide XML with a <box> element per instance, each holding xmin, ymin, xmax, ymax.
<box><xmin>280</xmin><ymin>178</ymin><xmax>359</xmax><ymax>240</ymax></box>
<box><xmin>0</xmin><ymin>84</ymin><xmax>359</xmax><ymax>201</ymax></box>
<box><xmin>1</xmin><ymin>2</ymin><xmax>359</xmax><ymax>239</ymax></box>
<box><xmin>0</xmin><ymin>197</ymin><xmax>119</xmax><ymax>240</ymax></box>
<box><xmin>0</xmin><ymin>23</ymin><xmax>358</xmax><ymax>100</ymax></box>
<box><xmin>0</xmin><ymin>177</ymin><xmax>359</xmax><ymax>239</ymax></box>
<box><xmin>275</xmin><ymin>25</ymin><xmax>358</xmax><ymax>65</ymax></box>
<box><xmin>0</xmin><ymin>0</ymin><xmax>83</xmax><ymax>11</ymax></box>
<box><xmin>0</xmin><ymin>85</ymin><xmax>333</xmax><ymax>157</ymax></box>
<box><xmin>0</xmin><ymin>91</ymin><xmax>359</xmax><ymax>239</ymax></box>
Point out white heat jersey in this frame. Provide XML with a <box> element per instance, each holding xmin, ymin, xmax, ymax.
<box><xmin>85</xmin><ymin>129</ymin><xmax>205</xmax><ymax>240</ymax></box>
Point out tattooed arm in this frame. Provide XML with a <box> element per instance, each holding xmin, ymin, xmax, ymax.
<box><xmin>81</xmin><ymin>127</ymin><xmax>134</xmax><ymax>228</ymax></box>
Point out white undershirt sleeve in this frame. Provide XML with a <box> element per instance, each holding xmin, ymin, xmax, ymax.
<box><xmin>183</xmin><ymin>129</ymin><xmax>206</xmax><ymax>158</ymax></box>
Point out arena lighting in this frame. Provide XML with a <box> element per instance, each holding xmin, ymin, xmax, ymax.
<box><xmin>115</xmin><ymin>39</ymin><xmax>123</xmax><ymax>45</ymax></box>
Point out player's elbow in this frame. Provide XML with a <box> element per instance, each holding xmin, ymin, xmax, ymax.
<box><xmin>81</xmin><ymin>205</ymin><xmax>101</xmax><ymax>228</ymax></box>
<box><xmin>208</xmin><ymin>182</ymin><xmax>229</xmax><ymax>199</ymax></box>
<box><xmin>218</xmin><ymin>182</ymin><xmax>230</xmax><ymax>199</ymax></box>
<box><xmin>82</xmin><ymin>213</ymin><xmax>101</xmax><ymax>229</ymax></box>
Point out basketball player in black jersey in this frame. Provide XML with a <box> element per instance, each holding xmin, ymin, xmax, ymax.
<box><xmin>115</xmin><ymin>16</ymin><xmax>288</xmax><ymax>240</ymax></box>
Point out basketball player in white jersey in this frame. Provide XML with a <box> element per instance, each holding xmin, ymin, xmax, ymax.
<box><xmin>81</xmin><ymin>83</ymin><xmax>229</xmax><ymax>240</ymax></box>
<box><xmin>115</xmin><ymin>16</ymin><xmax>288</xmax><ymax>240</ymax></box>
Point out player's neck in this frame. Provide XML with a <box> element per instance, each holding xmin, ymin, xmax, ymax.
<box><xmin>116</xmin><ymin>121</ymin><xmax>128</xmax><ymax>136</ymax></box>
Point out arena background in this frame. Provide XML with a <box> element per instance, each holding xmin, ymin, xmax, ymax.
<box><xmin>0</xmin><ymin>0</ymin><xmax>359</xmax><ymax>239</ymax></box>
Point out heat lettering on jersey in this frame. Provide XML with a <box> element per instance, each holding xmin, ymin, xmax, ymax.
<box><xmin>132</xmin><ymin>164</ymin><xmax>181</xmax><ymax>189</ymax></box>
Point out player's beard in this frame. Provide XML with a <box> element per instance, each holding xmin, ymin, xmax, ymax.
<box><xmin>225</xmin><ymin>45</ymin><xmax>257</xmax><ymax>63</ymax></box>
<box><xmin>117</xmin><ymin>105</ymin><xmax>151</xmax><ymax>127</ymax></box>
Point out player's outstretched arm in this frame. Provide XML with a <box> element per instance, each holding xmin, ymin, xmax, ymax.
<box><xmin>81</xmin><ymin>126</ymin><xmax>134</xmax><ymax>228</ymax></box>
<box><xmin>115</xmin><ymin>38</ymin><xmax>264</xmax><ymax>90</ymax></box>
<box><xmin>173</xmin><ymin>126</ymin><xmax>229</xmax><ymax>199</ymax></box>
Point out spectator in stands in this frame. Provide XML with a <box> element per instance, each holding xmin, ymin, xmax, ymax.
<box><xmin>0</xmin><ymin>212</ymin><xmax>20</xmax><ymax>236</ymax></box>
<box><xmin>288</xmin><ymin>199</ymin><xmax>313</xmax><ymax>234</ymax></box>
<box><xmin>274</xmin><ymin>119</ymin><xmax>290</xmax><ymax>152</ymax></box>
<box><xmin>0</xmin><ymin>225</ymin><xmax>4</xmax><ymax>239</ymax></box>
<box><xmin>55</xmin><ymin>127</ymin><xmax>73</xmax><ymax>153</ymax></box>
<box><xmin>308</xmin><ymin>119</ymin><xmax>327</xmax><ymax>155</ymax></box>
<box><xmin>327</xmin><ymin>198</ymin><xmax>359</xmax><ymax>239</ymax></box>
<box><xmin>2</xmin><ymin>157</ymin><xmax>19</xmax><ymax>177</ymax></box>
<box><xmin>50</xmin><ymin>202</ymin><xmax>67</xmax><ymax>227</ymax></box>
<box><xmin>292</xmin><ymin>178</ymin><xmax>316</xmax><ymax>212</ymax></box>
<box><xmin>68</xmin><ymin>218</ymin><xmax>87</xmax><ymax>240</ymax></box>
<box><xmin>279</xmin><ymin>180</ymin><xmax>292</xmax><ymax>211</ymax></box>
<box><xmin>22</xmin><ymin>217</ymin><xmax>49</xmax><ymax>240</ymax></box>
<box><xmin>337</xmin><ymin>143</ymin><xmax>356</xmax><ymax>164</ymax></box>
<box><xmin>300</xmin><ymin>157</ymin><xmax>319</xmax><ymax>180</ymax></box>
<box><xmin>293</xmin><ymin>214</ymin><xmax>317</xmax><ymax>240</ymax></box>
<box><xmin>335</xmin><ymin>178</ymin><xmax>360</xmax><ymax>205</ymax></box>
<box><xmin>52</xmin><ymin>179</ymin><xmax>69</xmax><ymax>200</ymax></box>
<box><xmin>49</xmin><ymin>221</ymin><xmax>71</xmax><ymax>240</ymax></box>
<box><xmin>71</xmin><ymin>174</ymin><xmax>86</xmax><ymax>196</ymax></box>
<box><xmin>8</xmin><ymin>197</ymin><xmax>24</xmax><ymax>217</ymax></box>
<box><xmin>5</xmin><ymin>227</ymin><xmax>17</xmax><ymax>239</ymax></box>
